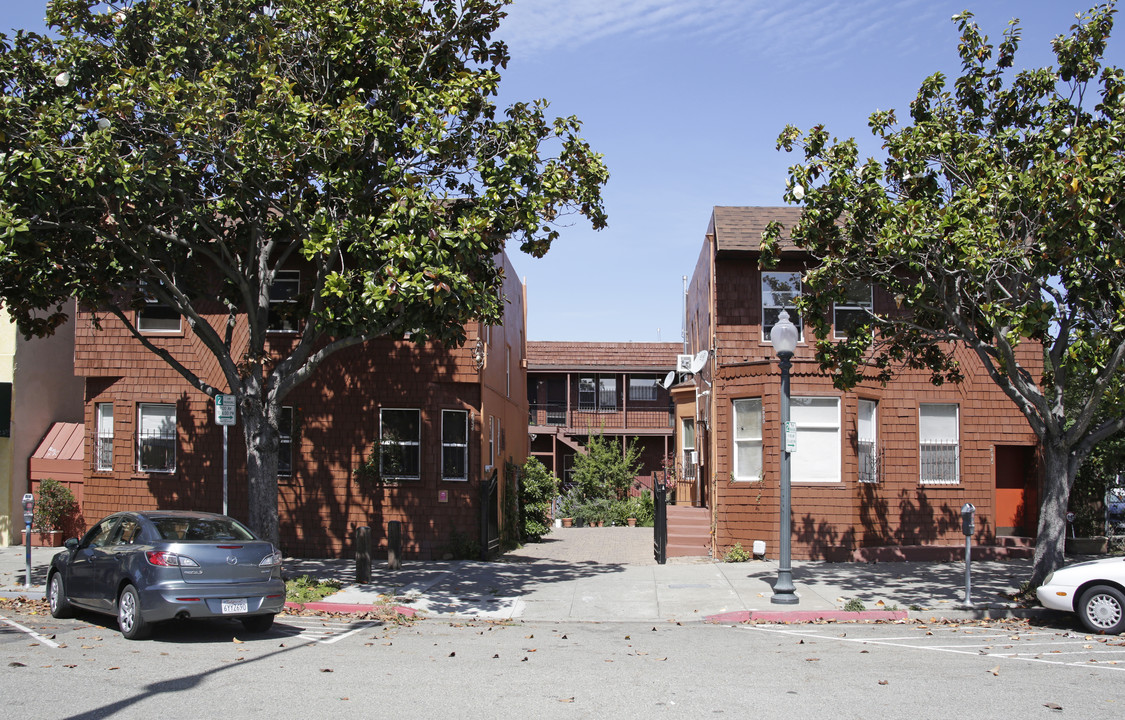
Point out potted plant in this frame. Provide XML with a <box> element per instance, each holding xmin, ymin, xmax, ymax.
<box><xmin>26</xmin><ymin>478</ymin><xmax>79</xmax><ymax>546</ymax></box>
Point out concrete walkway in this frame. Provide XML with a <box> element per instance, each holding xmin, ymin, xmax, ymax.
<box><xmin>0</xmin><ymin>528</ymin><xmax>1053</xmax><ymax>624</ymax></box>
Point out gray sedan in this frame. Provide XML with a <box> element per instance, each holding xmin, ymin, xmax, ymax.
<box><xmin>47</xmin><ymin>510</ymin><xmax>286</xmax><ymax>640</ymax></box>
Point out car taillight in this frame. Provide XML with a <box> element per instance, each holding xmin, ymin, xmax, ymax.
<box><xmin>259</xmin><ymin>549</ymin><xmax>283</xmax><ymax>568</ymax></box>
<box><xmin>145</xmin><ymin>551</ymin><xmax>200</xmax><ymax>567</ymax></box>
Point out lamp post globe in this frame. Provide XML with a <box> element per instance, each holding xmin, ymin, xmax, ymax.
<box><xmin>771</xmin><ymin>309</ymin><xmax>799</xmax><ymax>605</ymax></box>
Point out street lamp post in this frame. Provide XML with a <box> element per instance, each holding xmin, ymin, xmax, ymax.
<box><xmin>770</xmin><ymin>310</ymin><xmax>799</xmax><ymax>605</ymax></box>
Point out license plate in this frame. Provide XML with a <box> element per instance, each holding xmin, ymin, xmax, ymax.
<box><xmin>221</xmin><ymin>598</ymin><xmax>248</xmax><ymax>614</ymax></box>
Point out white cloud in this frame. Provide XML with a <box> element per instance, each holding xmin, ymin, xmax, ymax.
<box><xmin>499</xmin><ymin>0</ymin><xmax>936</xmax><ymax>68</ymax></box>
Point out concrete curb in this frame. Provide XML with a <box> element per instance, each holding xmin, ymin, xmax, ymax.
<box><xmin>283</xmin><ymin>601</ymin><xmax>417</xmax><ymax>618</ymax></box>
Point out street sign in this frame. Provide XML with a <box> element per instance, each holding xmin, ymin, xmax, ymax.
<box><xmin>215</xmin><ymin>394</ymin><xmax>237</xmax><ymax>426</ymax></box>
<box><xmin>784</xmin><ymin>421</ymin><xmax>797</xmax><ymax>452</ymax></box>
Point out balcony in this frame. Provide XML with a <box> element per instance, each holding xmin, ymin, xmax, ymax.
<box><xmin>528</xmin><ymin>402</ymin><xmax>673</xmax><ymax>431</ymax></box>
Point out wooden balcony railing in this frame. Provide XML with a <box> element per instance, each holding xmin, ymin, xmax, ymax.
<box><xmin>528</xmin><ymin>403</ymin><xmax>672</xmax><ymax>431</ymax></box>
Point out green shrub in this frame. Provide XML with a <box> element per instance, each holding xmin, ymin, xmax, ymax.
<box><xmin>723</xmin><ymin>543</ymin><xmax>751</xmax><ymax>562</ymax></box>
<box><xmin>842</xmin><ymin>598</ymin><xmax>866</xmax><ymax>612</ymax></box>
<box><xmin>519</xmin><ymin>458</ymin><xmax>558</xmax><ymax>542</ymax></box>
<box><xmin>33</xmin><ymin>478</ymin><xmax>79</xmax><ymax>534</ymax></box>
<box><xmin>285</xmin><ymin>575</ymin><xmax>342</xmax><ymax>604</ymax></box>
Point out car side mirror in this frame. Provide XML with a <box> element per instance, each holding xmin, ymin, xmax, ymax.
<box><xmin>64</xmin><ymin>537</ymin><xmax>79</xmax><ymax>550</ymax></box>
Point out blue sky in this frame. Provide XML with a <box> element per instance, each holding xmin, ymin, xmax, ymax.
<box><xmin>6</xmin><ymin>1</ymin><xmax>1123</xmax><ymax>342</ymax></box>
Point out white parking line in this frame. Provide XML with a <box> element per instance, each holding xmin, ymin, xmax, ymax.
<box><xmin>0</xmin><ymin>614</ymin><xmax>61</xmax><ymax>648</ymax></box>
<box><xmin>282</xmin><ymin>618</ymin><xmax>376</xmax><ymax>645</ymax></box>
<box><xmin>745</xmin><ymin>625</ymin><xmax>1125</xmax><ymax>673</ymax></box>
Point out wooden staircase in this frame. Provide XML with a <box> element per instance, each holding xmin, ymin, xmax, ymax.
<box><xmin>666</xmin><ymin>506</ymin><xmax>710</xmax><ymax>558</ymax></box>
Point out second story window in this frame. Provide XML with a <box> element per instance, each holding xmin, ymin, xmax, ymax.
<box><xmin>834</xmin><ymin>282</ymin><xmax>873</xmax><ymax>339</ymax></box>
<box><xmin>579</xmin><ymin>375</ymin><xmax>617</xmax><ymax>411</ymax></box>
<box><xmin>137</xmin><ymin>282</ymin><xmax>181</xmax><ymax>333</ymax></box>
<box><xmin>762</xmin><ymin>271</ymin><xmax>802</xmax><ymax>342</ymax></box>
<box><xmin>628</xmin><ymin>376</ymin><xmax>659</xmax><ymax>402</ymax></box>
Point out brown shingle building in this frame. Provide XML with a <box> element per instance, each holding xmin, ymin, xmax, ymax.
<box><xmin>71</xmin><ymin>254</ymin><xmax>528</xmax><ymax>560</ymax></box>
<box><xmin>679</xmin><ymin>207</ymin><xmax>1041</xmax><ymax>560</ymax></box>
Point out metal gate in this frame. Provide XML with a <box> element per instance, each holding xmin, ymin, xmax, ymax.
<box><xmin>653</xmin><ymin>481</ymin><xmax>667</xmax><ymax>564</ymax></box>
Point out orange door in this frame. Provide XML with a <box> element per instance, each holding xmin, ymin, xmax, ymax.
<box><xmin>995</xmin><ymin>446</ymin><xmax>1037</xmax><ymax>536</ymax></box>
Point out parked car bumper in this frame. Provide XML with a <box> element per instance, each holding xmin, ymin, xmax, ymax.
<box><xmin>138</xmin><ymin>580</ymin><xmax>287</xmax><ymax>623</ymax></box>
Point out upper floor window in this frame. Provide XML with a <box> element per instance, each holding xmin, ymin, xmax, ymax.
<box><xmin>137</xmin><ymin>282</ymin><xmax>181</xmax><ymax>333</ymax></box>
<box><xmin>268</xmin><ymin>270</ymin><xmax>300</xmax><ymax>332</ymax></box>
<box><xmin>137</xmin><ymin>403</ymin><xmax>176</xmax><ymax>473</ymax></box>
<box><xmin>834</xmin><ymin>282</ymin><xmax>873</xmax><ymax>339</ymax></box>
<box><xmin>732</xmin><ymin>398</ymin><xmax>763</xmax><ymax>482</ymax></box>
<box><xmin>628</xmin><ymin>376</ymin><xmax>660</xmax><ymax>402</ymax></box>
<box><xmin>579</xmin><ymin>375</ymin><xmax>617</xmax><ymax>411</ymax></box>
<box><xmin>762</xmin><ymin>271</ymin><xmax>802</xmax><ymax>342</ymax></box>
<box><xmin>920</xmin><ymin>403</ymin><xmax>959</xmax><ymax>485</ymax></box>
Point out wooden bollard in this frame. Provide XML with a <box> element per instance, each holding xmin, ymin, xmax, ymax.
<box><xmin>355</xmin><ymin>525</ymin><xmax>372</xmax><ymax>583</ymax></box>
<box><xmin>387</xmin><ymin>520</ymin><xmax>402</xmax><ymax>570</ymax></box>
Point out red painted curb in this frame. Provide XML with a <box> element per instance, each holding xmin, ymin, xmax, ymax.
<box><xmin>705</xmin><ymin>609</ymin><xmax>909</xmax><ymax>624</ymax></box>
<box><xmin>284</xmin><ymin>601</ymin><xmax>416</xmax><ymax>617</ymax></box>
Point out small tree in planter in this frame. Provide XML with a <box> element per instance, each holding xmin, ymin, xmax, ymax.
<box><xmin>32</xmin><ymin>478</ymin><xmax>79</xmax><ymax>541</ymax></box>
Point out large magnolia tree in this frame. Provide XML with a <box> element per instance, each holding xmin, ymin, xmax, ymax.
<box><xmin>0</xmin><ymin>0</ymin><xmax>608</xmax><ymax>545</ymax></box>
<box><xmin>764</xmin><ymin>3</ymin><xmax>1125</xmax><ymax>585</ymax></box>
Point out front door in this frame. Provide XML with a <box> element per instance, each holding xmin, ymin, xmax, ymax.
<box><xmin>995</xmin><ymin>445</ymin><xmax>1037</xmax><ymax>536</ymax></box>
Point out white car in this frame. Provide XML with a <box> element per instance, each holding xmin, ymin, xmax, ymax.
<box><xmin>1037</xmin><ymin>557</ymin><xmax>1125</xmax><ymax>634</ymax></box>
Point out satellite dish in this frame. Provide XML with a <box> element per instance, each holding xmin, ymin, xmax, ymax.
<box><xmin>662</xmin><ymin>370</ymin><xmax>676</xmax><ymax>389</ymax></box>
<box><xmin>689</xmin><ymin>350</ymin><xmax>709</xmax><ymax>374</ymax></box>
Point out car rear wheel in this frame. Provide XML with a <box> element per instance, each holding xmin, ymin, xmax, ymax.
<box><xmin>241</xmin><ymin>614</ymin><xmax>275</xmax><ymax>633</ymax></box>
<box><xmin>1077</xmin><ymin>585</ymin><xmax>1125</xmax><ymax>635</ymax></box>
<box><xmin>48</xmin><ymin>572</ymin><xmax>73</xmax><ymax>619</ymax></box>
<box><xmin>117</xmin><ymin>584</ymin><xmax>151</xmax><ymax>640</ymax></box>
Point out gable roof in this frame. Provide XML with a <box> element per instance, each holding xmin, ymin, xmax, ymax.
<box><xmin>708</xmin><ymin>206</ymin><xmax>803</xmax><ymax>253</ymax></box>
<box><xmin>526</xmin><ymin>342</ymin><xmax>681</xmax><ymax>372</ymax></box>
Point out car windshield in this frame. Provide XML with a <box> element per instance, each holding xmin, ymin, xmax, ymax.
<box><xmin>150</xmin><ymin>516</ymin><xmax>257</xmax><ymax>542</ymax></box>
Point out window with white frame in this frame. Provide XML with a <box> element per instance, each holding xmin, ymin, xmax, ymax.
<box><xmin>681</xmin><ymin>417</ymin><xmax>697</xmax><ymax>481</ymax></box>
<box><xmin>137</xmin><ymin>403</ymin><xmax>176</xmax><ymax>473</ymax></box>
<box><xmin>791</xmin><ymin>397</ymin><xmax>841</xmax><ymax>482</ymax></box>
<box><xmin>920</xmin><ymin>403</ymin><xmax>959</xmax><ymax>484</ymax></box>
<box><xmin>834</xmin><ymin>282</ymin><xmax>873</xmax><ymax>339</ymax></box>
<box><xmin>268</xmin><ymin>270</ymin><xmax>300</xmax><ymax>332</ymax></box>
<box><xmin>857</xmin><ymin>399</ymin><xmax>878</xmax><ymax>483</ymax></box>
<box><xmin>278</xmin><ymin>406</ymin><xmax>294</xmax><ymax>478</ymax></box>
<box><xmin>137</xmin><ymin>282</ymin><xmax>181</xmax><ymax>333</ymax></box>
<box><xmin>380</xmin><ymin>409</ymin><xmax>420</xmax><ymax>480</ymax></box>
<box><xmin>95</xmin><ymin>402</ymin><xmax>114</xmax><ymax>472</ymax></box>
<box><xmin>732</xmin><ymin>398</ymin><xmax>763</xmax><ymax>481</ymax></box>
<box><xmin>442</xmin><ymin>410</ymin><xmax>469</xmax><ymax>481</ymax></box>
<box><xmin>762</xmin><ymin>271</ymin><xmax>802</xmax><ymax>342</ymax></box>
<box><xmin>629</xmin><ymin>376</ymin><xmax>659</xmax><ymax>402</ymax></box>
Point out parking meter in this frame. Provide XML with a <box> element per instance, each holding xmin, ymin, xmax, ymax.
<box><xmin>960</xmin><ymin>503</ymin><xmax>976</xmax><ymax>607</ymax></box>
<box><xmin>22</xmin><ymin>493</ymin><xmax>33</xmax><ymax>588</ymax></box>
<box><xmin>961</xmin><ymin>503</ymin><xmax>975</xmax><ymax>536</ymax></box>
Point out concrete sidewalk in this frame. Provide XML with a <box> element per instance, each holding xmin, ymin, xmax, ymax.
<box><xmin>0</xmin><ymin>528</ymin><xmax>1049</xmax><ymax>624</ymax></box>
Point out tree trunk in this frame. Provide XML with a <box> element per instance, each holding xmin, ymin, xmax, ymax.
<box><xmin>1028</xmin><ymin>441</ymin><xmax>1073</xmax><ymax>588</ymax></box>
<box><xmin>242</xmin><ymin>406</ymin><xmax>281</xmax><ymax>548</ymax></box>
